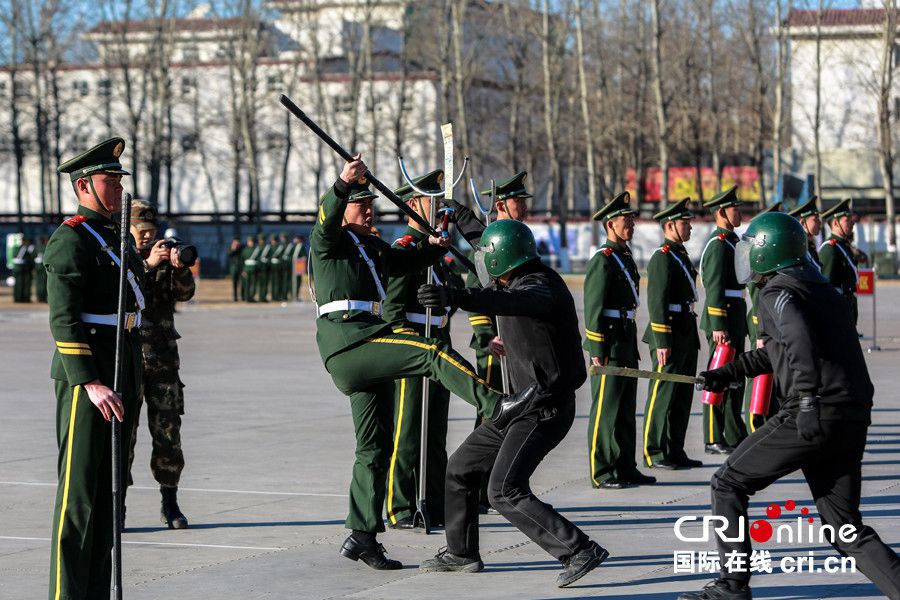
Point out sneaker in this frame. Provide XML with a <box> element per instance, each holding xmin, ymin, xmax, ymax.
<box><xmin>419</xmin><ymin>548</ymin><xmax>484</xmax><ymax>573</ymax></box>
<box><xmin>557</xmin><ymin>542</ymin><xmax>609</xmax><ymax>587</ymax></box>
<box><xmin>677</xmin><ymin>579</ymin><xmax>752</xmax><ymax>599</ymax></box>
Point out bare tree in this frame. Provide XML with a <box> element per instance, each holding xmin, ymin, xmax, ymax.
<box><xmin>812</xmin><ymin>0</ymin><xmax>825</xmax><ymax>199</ymax></box>
<box><xmin>1</xmin><ymin>0</ymin><xmax>27</xmax><ymax>227</ymax></box>
<box><xmin>877</xmin><ymin>0</ymin><xmax>897</xmax><ymax>262</ymax></box>
<box><xmin>649</xmin><ymin>0</ymin><xmax>670</xmax><ymax>205</ymax></box>
<box><xmin>574</xmin><ymin>0</ymin><xmax>600</xmax><ymax>243</ymax></box>
<box><xmin>772</xmin><ymin>0</ymin><xmax>787</xmax><ymax>197</ymax></box>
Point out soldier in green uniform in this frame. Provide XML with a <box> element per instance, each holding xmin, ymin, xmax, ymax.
<box><xmin>277</xmin><ymin>232</ymin><xmax>291</xmax><ymax>301</ymax></box>
<box><xmin>256</xmin><ymin>234</ymin><xmax>272</xmax><ymax>302</ymax></box>
<box><xmin>641</xmin><ymin>199</ymin><xmax>703</xmax><ymax>471</ymax></box>
<box><xmin>819</xmin><ymin>199</ymin><xmax>859</xmax><ymax>325</ymax></box>
<box><xmin>291</xmin><ymin>234</ymin><xmax>307</xmax><ymax>301</ymax></box>
<box><xmin>126</xmin><ymin>200</ymin><xmax>195</xmax><ymax>529</ymax></box>
<box><xmin>383</xmin><ymin>169</ymin><xmax>453</xmax><ymax>529</ymax></box>
<box><xmin>228</xmin><ymin>237</ymin><xmax>243</xmax><ymax>302</ymax></box>
<box><xmin>584</xmin><ymin>192</ymin><xmax>656</xmax><ymax>489</ymax></box>
<box><xmin>34</xmin><ymin>235</ymin><xmax>49</xmax><ymax>302</ymax></box>
<box><xmin>12</xmin><ymin>235</ymin><xmax>35</xmax><ymax>302</ymax></box>
<box><xmin>311</xmin><ymin>155</ymin><xmax>535</xmax><ymax>570</ymax></box>
<box><xmin>45</xmin><ymin>137</ymin><xmax>144</xmax><ymax>600</ymax></box>
<box><xmin>743</xmin><ymin>202</ymin><xmax>784</xmax><ymax>433</ymax></box>
<box><xmin>268</xmin><ymin>233</ymin><xmax>285</xmax><ymax>301</ymax></box>
<box><xmin>699</xmin><ymin>185</ymin><xmax>748</xmax><ymax>454</ymax></box>
<box><xmin>241</xmin><ymin>236</ymin><xmax>259</xmax><ymax>302</ymax></box>
<box><xmin>788</xmin><ymin>195</ymin><xmax>821</xmax><ymax>268</ymax></box>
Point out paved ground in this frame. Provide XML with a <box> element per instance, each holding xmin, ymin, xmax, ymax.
<box><xmin>2</xmin><ymin>281</ymin><xmax>900</xmax><ymax>599</ymax></box>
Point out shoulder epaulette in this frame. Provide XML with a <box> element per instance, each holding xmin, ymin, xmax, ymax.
<box><xmin>601</xmin><ymin>247</ymin><xmax>614</xmax><ymax>257</ymax></box>
<box><xmin>394</xmin><ymin>234</ymin><xmax>416</xmax><ymax>248</ymax></box>
<box><xmin>63</xmin><ymin>215</ymin><xmax>86</xmax><ymax>228</ymax></box>
<box><xmin>828</xmin><ymin>239</ymin><xmax>837</xmax><ymax>246</ymax></box>
<box><xmin>661</xmin><ymin>244</ymin><xmax>670</xmax><ymax>254</ymax></box>
<box><xmin>716</xmin><ymin>233</ymin><xmax>727</xmax><ymax>241</ymax></box>
<box><xmin>443</xmin><ymin>255</ymin><xmax>454</xmax><ymax>264</ymax></box>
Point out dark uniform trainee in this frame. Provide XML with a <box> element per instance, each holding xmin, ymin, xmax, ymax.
<box><xmin>228</xmin><ymin>237</ymin><xmax>243</xmax><ymax>302</ymax></box>
<box><xmin>126</xmin><ymin>201</ymin><xmax>195</xmax><ymax>529</ymax></box>
<box><xmin>46</xmin><ymin>138</ymin><xmax>144</xmax><ymax>600</ymax></box>
<box><xmin>699</xmin><ymin>185</ymin><xmax>748</xmax><ymax>454</ymax></box>
<box><xmin>743</xmin><ymin>201</ymin><xmax>783</xmax><ymax>434</ymax></box>
<box><xmin>383</xmin><ymin>169</ymin><xmax>454</xmax><ymax>529</ymax></box>
<box><xmin>787</xmin><ymin>195</ymin><xmax>822</xmax><ymax>268</ymax></box>
<box><xmin>34</xmin><ymin>236</ymin><xmax>49</xmax><ymax>302</ymax></box>
<box><xmin>584</xmin><ymin>192</ymin><xmax>655</xmax><ymax>489</ymax></box>
<box><xmin>418</xmin><ymin>219</ymin><xmax>607</xmax><ymax>589</ymax></box>
<box><xmin>680</xmin><ymin>212</ymin><xmax>900</xmax><ymax>600</ymax></box>
<box><xmin>819</xmin><ymin>198</ymin><xmax>859</xmax><ymax>326</ymax></box>
<box><xmin>241</xmin><ymin>236</ymin><xmax>259</xmax><ymax>302</ymax></box>
<box><xmin>309</xmin><ymin>155</ymin><xmax>534</xmax><ymax>570</ymax></box>
<box><xmin>641</xmin><ymin>199</ymin><xmax>702</xmax><ymax>470</ymax></box>
<box><xmin>12</xmin><ymin>235</ymin><xmax>35</xmax><ymax>302</ymax></box>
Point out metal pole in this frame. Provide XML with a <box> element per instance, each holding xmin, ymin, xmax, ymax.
<box><xmin>870</xmin><ymin>271</ymin><xmax>881</xmax><ymax>352</ymax></box>
<box><xmin>111</xmin><ymin>192</ymin><xmax>132</xmax><ymax>600</ymax></box>
<box><xmin>490</xmin><ymin>179</ymin><xmax>512</xmax><ymax>395</ymax></box>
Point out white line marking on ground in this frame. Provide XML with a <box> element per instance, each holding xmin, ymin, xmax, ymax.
<box><xmin>0</xmin><ymin>536</ymin><xmax>285</xmax><ymax>551</ymax></box>
<box><xmin>0</xmin><ymin>481</ymin><xmax>347</xmax><ymax>498</ymax></box>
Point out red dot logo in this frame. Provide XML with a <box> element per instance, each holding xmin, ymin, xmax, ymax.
<box><xmin>785</xmin><ymin>500</ymin><xmax>796</xmax><ymax>511</ymax></box>
<box><xmin>801</xmin><ymin>507</ymin><xmax>810</xmax><ymax>516</ymax></box>
<box><xmin>766</xmin><ymin>504</ymin><xmax>781</xmax><ymax>519</ymax></box>
<box><xmin>750</xmin><ymin>519</ymin><xmax>773</xmax><ymax>543</ymax></box>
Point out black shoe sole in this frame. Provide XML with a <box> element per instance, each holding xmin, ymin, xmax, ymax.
<box><xmin>419</xmin><ymin>560</ymin><xmax>484</xmax><ymax>573</ymax></box>
<box><xmin>557</xmin><ymin>547</ymin><xmax>609</xmax><ymax>588</ymax></box>
<box><xmin>339</xmin><ymin>546</ymin><xmax>403</xmax><ymax>570</ymax></box>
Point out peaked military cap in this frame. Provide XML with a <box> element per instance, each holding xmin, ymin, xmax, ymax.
<box><xmin>346</xmin><ymin>175</ymin><xmax>378</xmax><ymax>203</ymax></box>
<box><xmin>788</xmin><ymin>195</ymin><xmax>819</xmax><ymax>218</ymax></box>
<box><xmin>653</xmin><ymin>197</ymin><xmax>693</xmax><ymax>222</ymax></box>
<box><xmin>481</xmin><ymin>171</ymin><xmax>533</xmax><ymax>201</ymax></box>
<box><xmin>130</xmin><ymin>199</ymin><xmax>158</xmax><ymax>231</ymax></box>
<box><xmin>821</xmin><ymin>198</ymin><xmax>852</xmax><ymax>221</ymax></box>
<box><xmin>394</xmin><ymin>169</ymin><xmax>444</xmax><ymax>202</ymax></box>
<box><xmin>703</xmin><ymin>184</ymin><xmax>743</xmax><ymax>211</ymax></box>
<box><xmin>758</xmin><ymin>200</ymin><xmax>783</xmax><ymax>215</ymax></box>
<box><xmin>592</xmin><ymin>191</ymin><xmax>638</xmax><ymax>221</ymax></box>
<box><xmin>58</xmin><ymin>137</ymin><xmax>131</xmax><ymax>181</ymax></box>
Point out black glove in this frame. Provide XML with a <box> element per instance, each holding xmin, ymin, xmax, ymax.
<box><xmin>417</xmin><ymin>284</ymin><xmax>456</xmax><ymax>309</ymax></box>
<box><xmin>699</xmin><ymin>369</ymin><xmax>732</xmax><ymax>393</ymax></box>
<box><xmin>796</xmin><ymin>395</ymin><xmax>823</xmax><ymax>442</ymax></box>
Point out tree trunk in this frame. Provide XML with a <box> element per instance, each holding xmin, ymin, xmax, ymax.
<box><xmin>451</xmin><ymin>0</ymin><xmax>470</xmax><ymax>159</ymax></box>
<box><xmin>575</xmin><ymin>0</ymin><xmax>600</xmax><ymax>244</ymax></box>
<box><xmin>650</xmin><ymin>0</ymin><xmax>669</xmax><ymax>205</ymax></box>
<box><xmin>772</xmin><ymin>0</ymin><xmax>786</xmax><ymax>199</ymax></box>
<box><xmin>877</xmin><ymin>0</ymin><xmax>897</xmax><ymax>260</ymax></box>
<box><xmin>813</xmin><ymin>0</ymin><xmax>824</xmax><ymax>200</ymax></box>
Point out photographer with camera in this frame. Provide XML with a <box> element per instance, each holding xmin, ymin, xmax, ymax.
<box><xmin>126</xmin><ymin>200</ymin><xmax>195</xmax><ymax>529</ymax></box>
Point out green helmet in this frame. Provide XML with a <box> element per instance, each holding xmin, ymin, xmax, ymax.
<box><xmin>476</xmin><ymin>219</ymin><xmax>539</xmax><ymax>284</ymax></box>
<box><xmin>735</xmin><ymin>212</ymin><xmax>808</xmax><ymax>283</ymax></box>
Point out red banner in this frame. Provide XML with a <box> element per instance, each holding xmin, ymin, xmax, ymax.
<box><xmin>857</xmin><ymin>269</ymin><xmax>875</xmax><ymax>295</ymax></box>
<box><xmin>294</xmin><ymin>256</ymin><xmax>307</xmax><ymax>276</ymax></box>
<box><xmin>626</xmin><ymin>166</ymin><xmax>761</xmax><ymax>203</ymax></box>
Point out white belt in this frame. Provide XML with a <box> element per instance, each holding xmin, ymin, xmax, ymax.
<box><xmin>81</xmin><ymin>312</ymin><xmax>142</xmax><ymax>331</ymax></box>
<box><xmin>668</xmin><ymin>303</ymin><xmax>695</xmax><ymax>312</ymax></box>
<box><xmin>245</xmin><ymin>260</ymin><xmax>257</xmax><ymax>265</ymax></box>
<box><xmin>724</xmin><ymin>289</ymin><xmax>745</xmax><ymax>298</ymax></box>
<box><xmin>12</xmin><ymin>258</ymin><xmax>25</xmax><ymax>264</ymax></box>
<box><xmin>603</xmin><ymin>308</ymin><xmax>635</xmax><ymax>320</ymax></box>
<box><xmin>406</xmin><ymin>312</ymin><xmax>449</xmax><ymax>328</ymax></box>
<box><xmin>317</xmin><ymin>299</ymin><xmax>382</xmax><ymax>317</ymax></box>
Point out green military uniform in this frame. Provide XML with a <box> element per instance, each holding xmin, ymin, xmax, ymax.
<box><xmin>276</xmin><ymin>233</ymin><xmax>291</xmax><ymax>301</ymax></box>
<box><xmin>699</xmin><ymin>186</ymin><xmax>748</xmax><ymax>449</ymax></box>
<box><xmin>34</xmin><ymin>236</ymin><xmax>48</xmax><ymax>302</ymax></box>
<box><xmin>788</xmin><ymin>196</ymin><xmax>821</xmax><ymax>268</ymax></box>
<box><xmin>126</xmin><ymin>203</ymin><xmax>195</xmax><ymax>508</ymax></box>
<box><xmin>268</xmin><ymin>234</ymin><xmax>285</xmax><ymax>301</ymax></box>
<box><xmin>46</xmin><ymin>138</ymin><xmax>143</xmax><ymax>600</ymax></box>
<box><xmin>310</xmin><ymin>176</ymin><xmax>503</xmax><ymax>534</ymax></box>
<box><xmin>819</xmin><ymin>199</ymin><xmax>859</xmax><ymax>325</ymax></box>
<box><xmin>241</xmin><ymin>238</ymin><xmax>259</xmax><ymax>302</ymax></box>
<box><xmin>228</xmin><ymin>238</ymin><xmax>243</xmax><ymax>302</ymax></box>
<box><xmin>290</xmin><ymin>237</ymin><xmax>307</xmax><ymax>301</ymax></box>
<box><xmin>584</xmin><ymin>192</ymin><xmax>643</xmax><ymax>486</ymax></box>
<box><xmin>12</xmin><ymin>236</ymin><xmax>35</xmax><ymax>302</ymax></box>
<box><xmin>641</xmin><ymin>199</ymin><xmax>701</xmax><ymax>468</ymax></box>
<box><xmin>383</xmin><ymin>170</ymin><xmax>454</xmax><ymax>527</ymax></box>
<box><xmin>743</xmin><ymin>202</ymin><xmax>784</xmax><ymax>433</ymax></box>
<box><xmin>256</xmin><ymin>234</ymin><xmax>272</xmax><ymax>302</ymax></box>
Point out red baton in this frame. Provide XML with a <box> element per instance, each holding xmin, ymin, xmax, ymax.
<box><xmin>702</xmin><ymin>344</ymin><xmax>736</xmax><ymax>406</ymax></box>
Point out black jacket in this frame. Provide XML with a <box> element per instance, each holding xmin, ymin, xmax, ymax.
<box><xmin>721</xmin><ymin>263</ymin><xmax>872</xmax><ymax>422</ymax></box>
<box><xmin>453</xmin><ymin>260</ymin><xmax>587</xmax><ymax>405</ymax></box>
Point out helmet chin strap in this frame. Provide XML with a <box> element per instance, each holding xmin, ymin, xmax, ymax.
<box><xmin>85</xmin><ymin>175</ymin><xmax>115</xmax><ymax>216</ymax></box>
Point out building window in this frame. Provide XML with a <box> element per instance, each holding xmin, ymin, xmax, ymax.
<box><xmin>266</xmin><ymin>75</ymin><xmax>281</xmax><ymax>93</ymax></box>
<box><xmin>333</xmin><ymin>95</ymin><xmax>354</xmax><ymax>113</ymax></box>
<box><xmin>182</xmin><ymin>46</ymin><xmax>200</xmax><ymax>62</ymax></box>
<box><xmin>895</xmin><ymin>97</ymin><xmax>900</xmax><ymax>119</ymax></box>
<box><xmin>181</xmin><ymin>133</ymin><xmax>198</xmax><ymax>152</ymax></box>
<box><xmin>181</xmin><ymin>76</ymin><xmax>196</xmax><ymax>96</ymax></box>
<box><xmin>72</xmin><ymin>80</ymin><xmax>89</xmax><ymax>97</ymax></box>
<box><xmin>97</xmin><ymin>79</ymin><xmax>112</xmax><ymax>98</ymax></box>
<box><xmin>0</xmin><ymin>81</ymin><xmax>6</xmax><ymax>98</ymax></box>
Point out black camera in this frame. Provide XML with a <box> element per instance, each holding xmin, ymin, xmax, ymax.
<box><xmin>162</xmin><ymin>237</ymin><xmax>198</xmax><ymax>267</ymax></box>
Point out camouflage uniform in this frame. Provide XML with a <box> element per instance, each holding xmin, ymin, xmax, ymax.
<box><xmin>127</xmin><ymin>261</ymin><xmax>195</xmax><ymax>489</ymax></box>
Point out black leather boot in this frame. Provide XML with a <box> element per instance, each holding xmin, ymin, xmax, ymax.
<box><xmin>491</xmin><ymin>384</ymin><xmax>538</xmax><ymax>428</ymax></box>
<box><xmin>160</xmin><ymin>487</ymin><xmax>188</xmax><ymax>529</ymax></box>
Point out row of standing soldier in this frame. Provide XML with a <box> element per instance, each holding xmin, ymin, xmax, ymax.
<box><xmin>228</xmin><ymin>233</ymin><xmax>307</xmax><ymax>303</ymax></box>
<box><xmin>9</xmin><ymin>235</ymin><xmax>49</xmax><ymax>303</ymax></box>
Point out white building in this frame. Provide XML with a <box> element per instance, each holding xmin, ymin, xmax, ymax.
<box><xmin>786</xmin><ymin>7</ymin><xmax>900</xmax><ymax>207</ymax></box>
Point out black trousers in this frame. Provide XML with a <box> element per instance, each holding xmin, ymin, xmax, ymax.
<box><xmin>444</xmin><ymin>398</ymin><xmax>591</xmax><ymax>563</ymax></box>
<box><xmin>711</xmin><ymin>411</ymin><xmax>900</xmax><ymax>598</ymax></box>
